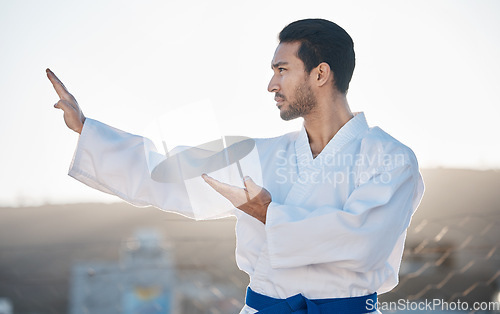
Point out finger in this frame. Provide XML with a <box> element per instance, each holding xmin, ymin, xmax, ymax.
<box><xmin>202</xmin><ymin>174</ymin><xmax>233</xmax><ymax>195</ymax></box>
<box><xmin>46</xmin><ymin>68</ymin><xmax>71</xmax><ymax>100</ymax></box>
<box><xmin>54</xmin><ymin>99</ymin><xmax>74</xmax><ymax>113</ymax></box>
<box><xmin>202</xmin><ymin>173</ymin><xmax>248</xmax><ymax>204</ymax></box>
<box><xmin>243</xmin><ymin>176</ymin><xmax>262</xmax><ymax>195</ymax></box>
<box><xmin>46</xmin><ymin>68</ymin><xmax>66</xmax><ymax>89</ymax></box>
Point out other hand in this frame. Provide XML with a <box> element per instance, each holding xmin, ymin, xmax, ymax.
<box><xmin>46</xmin><ymin>68</ymin><xmax>86</xmax><ymax>134</ymax></box>
<box><xmin>202</xmin><ymin>174</ymin><xmax>271</xmax><ymax>224</ymax></box>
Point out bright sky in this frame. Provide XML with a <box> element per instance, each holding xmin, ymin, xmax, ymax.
<box><xmin>1</xmin><ymin>0</ymin><xmax>499</xmax><ymax>206</ymax></box>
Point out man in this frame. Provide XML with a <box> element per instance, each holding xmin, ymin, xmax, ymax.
<box><xmin>48</xmin><ymin>19</ymin><xmax>424</xmax><ymax>313</ymax></box>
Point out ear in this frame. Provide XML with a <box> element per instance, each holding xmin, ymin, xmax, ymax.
<box><xmin>312</xmin><ymin>62</ymin><xmax>333</xmax><ymax>87</ymax></box>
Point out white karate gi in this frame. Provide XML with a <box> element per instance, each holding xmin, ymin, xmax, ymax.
<box><xmin>68</xmin><ymin>112</ymin><xmax>424</xmax><ymax>313</ymax></box>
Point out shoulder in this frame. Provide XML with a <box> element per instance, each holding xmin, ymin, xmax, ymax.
<box><xmin>356</xmin><ymin>126</ymin><xmax>419</xmax><ymax>171</ymax></box>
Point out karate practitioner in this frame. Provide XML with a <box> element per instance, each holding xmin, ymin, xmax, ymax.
<box><xmin>47</xmin><ymin>19</ymin><xmax>424</xmax><ymax>313</ymax></box>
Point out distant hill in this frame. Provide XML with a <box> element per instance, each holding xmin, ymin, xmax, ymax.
<box><xmin>0</xmin><ymin>168</ymin><xmax>499</xmax><ymax>313</ymax></box>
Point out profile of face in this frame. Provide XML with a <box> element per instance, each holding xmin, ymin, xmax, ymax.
<box><xmin>268</xmin><ymin>41</ymin><xmax>317</xmax><ymax>121</ymax></box>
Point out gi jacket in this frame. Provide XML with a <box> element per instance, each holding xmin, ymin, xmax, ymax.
<box><xmin>68</xmin><ymin>112</ymin><xmax>424</xmax><ymax>313</ymax></box>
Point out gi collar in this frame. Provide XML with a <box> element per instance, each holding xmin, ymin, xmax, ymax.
<box><xmin>294</xmin><ymin>112</ymin><xmax>370</xmax><ymax>170</ymax></box>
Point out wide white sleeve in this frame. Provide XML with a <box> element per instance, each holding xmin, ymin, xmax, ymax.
<box><xmin>265</xmin><ymin>162</ymin><xmax>424</xmax><ymax>272</ymax></box>
<box><xmin>68</xmin><ymin>118</ymin><xmax>236</xmax><ymax>220</ymax></box>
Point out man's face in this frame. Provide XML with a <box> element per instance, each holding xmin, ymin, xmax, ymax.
<box><xmin>268</xmin><ymin>41</ymin><xmax>317</xmax><ymax>121</ymax></box>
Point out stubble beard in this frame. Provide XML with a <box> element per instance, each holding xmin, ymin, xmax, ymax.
<box><xmin>280</xmin><ymin>81</ymin><xmax>317</xmax><ymax>121</ymax></box>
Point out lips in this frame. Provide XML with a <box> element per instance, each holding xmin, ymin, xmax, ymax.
<box><xmin>275</xmin><ymin>96</ymin><xmax>285</xmax><ymax>107</ymax></box>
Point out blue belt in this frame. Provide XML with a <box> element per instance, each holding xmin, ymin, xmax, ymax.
<box><xmin>245</xmin><ymin>287</ymin><xmax>377</xmax><ymax>314</ymax></box>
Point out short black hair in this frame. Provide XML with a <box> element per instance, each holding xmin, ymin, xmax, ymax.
<box><xmin>279</xmin><ymin>18</ymin><xmax>355</xmax><ymax>94</ymax></box>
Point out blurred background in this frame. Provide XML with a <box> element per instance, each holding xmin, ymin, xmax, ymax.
<box><xmin>1</xmin><ymin>0</ymin><xmax>499</xmax><ymax>313</ymax></box>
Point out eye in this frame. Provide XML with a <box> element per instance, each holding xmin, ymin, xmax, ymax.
<box><xmin>278</xmin><ymin>67</ymin><xmax>286</xmax><ymax>73</ymax></box>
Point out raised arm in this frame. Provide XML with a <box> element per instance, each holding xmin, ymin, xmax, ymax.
<box><xmin>44</xmin><ymin>68</ymin><xmax>258</xmax><ymax>220</ymax></box>
<box><xmin>46</xmin><ymin>68</ymin><xmax>86</xmax><ymax>134</ymax></box>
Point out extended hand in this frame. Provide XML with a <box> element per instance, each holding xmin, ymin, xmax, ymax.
<box><xmin>202</xmin><ymin>174</ymin><xmax>271</xmax><ymax>224</ymax></box>
<box><xmin>46</xmin><ymin>68</ymin><xmax>86</xmax><ymax>134</ymax></box>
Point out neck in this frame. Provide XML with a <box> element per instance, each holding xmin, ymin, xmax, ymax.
<box><xmin>303</xmin><ymin>92</ymin><xmax>353</xmax><ymax>158</ymax></box>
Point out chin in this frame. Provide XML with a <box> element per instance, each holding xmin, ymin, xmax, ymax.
<box><xmin>280</xmin><ymin>110</ymin><xmax>300</xmax><ymax>121</ymax></box>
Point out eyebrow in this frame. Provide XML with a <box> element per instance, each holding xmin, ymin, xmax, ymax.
<box><xmin>271</xmin><ymin>61</ymin><xmax>289</xmax><ymax>69</ymax></box>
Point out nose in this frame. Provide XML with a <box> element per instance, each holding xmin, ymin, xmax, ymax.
<box><xmin>267</xmin><ymin>74</ymin><xmax>280</xmax><ymax>93</ymax></box>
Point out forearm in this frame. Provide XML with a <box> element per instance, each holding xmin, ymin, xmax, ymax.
<box><xmin>265</xmin><ymin>164</ymin><xmax>423</xmax><ymax>271</ymax></box>
<box><xmin>69</xmin><ymin>118</ymin><xmax>234</xmax><ymax>220</ymax></box>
